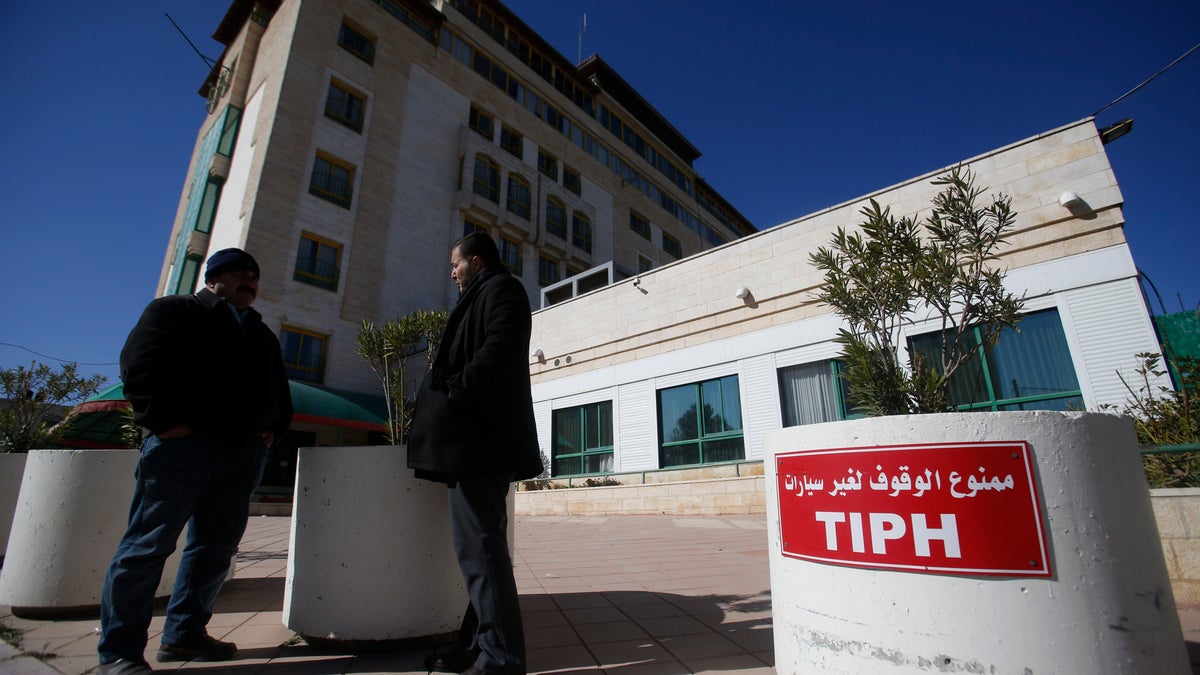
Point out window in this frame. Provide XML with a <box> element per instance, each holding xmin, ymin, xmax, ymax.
<box><xmin>472</xmin><ymin>154</ymin><xmax>499</xmax><ymax>202</ymax></box>
<box><xmin>463</xmin><ymin>218</ymin><xmax>487</xmax><ymax>237</ymax></box>
<box><xmin>629</xmin><ymin>211</ymin><xmax>651</xmax><ymax>240</ymax></box>
<box><xmin>638</xmin><ymin>255</ymin><xmax>653</xmax><ymax>274</ymax></box>
<box><xmin>545</xmin><ymin>197</ymin><xmax>566</xmax><ymax>239</ymax></box>
<box><xmin>280</xmin><ymin>327</ymin><xmax>327</xmax><ymax>383</ymax></box>
<box><xmin>498</xmin><ymin>234</ymin><xmax>522</xmax><ymax>275</ymax></box>
<box><xmin>552</xmin><ymin>401</ymin><xmax>613</xmax><ymax>476</ymax></box>
<box><xmin>194</xmin><ymin>177</ymin><xmax>223</xmax><ymax>234</ymax></box>
<box><xmin>175</xmin><ymin>254</ymin><xmax>203</xmax><ymax>295</ymax></box>
<box><xmin>506</xmin><ymin>175</ymin><xmax>531</xmax><ymax>219</ymax></box>
<box><xmin>658</xmin><ymin>375</ymin><xmax>744</xmax><ymax>468</ymax></box>
<box><xmin>469</xmin><ymin>106</ymin><xmax>494</xmax><ymax>140</ymax></box>
<box><xmin>537</xmin><ymin>150</ymin><xmax>558</xmax><ymax>181</ymax></box>
<box><xmin>338</xmin><ymin>22</ymin><xmax>375</xmax><ymax>64</ymax></box>
<box><xmin>500</xmin><ymin>125</ymin><xmax>522</xmax><ymax>157</ymax></box>
<box><xmin>325</xmin><ymin>80</ymin><xmax>366</xmax><ymax>132</ymax></box>
<box><xmin>778</xmin><ymin>360</ymin><xmax>857</xmax><ymax>427</ymax></box>
<box><xmin>572</xmin><ymin>212</ymin><xmax>591</xmax><ymax>253</ymax></box>
<box><xmin>563</xmin><ymin>166</ymin><xmax>581</xmax><ymax>194</ymax></box>
<box><xmin>294</xmin><ymin>234</ymin><xmax>342</xmax><ymax>291</ymax></box>
<box><xmin>538</xmin><ymin>255</ymin><xmax>559</xmax><ymax>287</ymax></box>
<box><xmin>662</xmin><ymin>232</ymin><xmax>682</xmax><ymax>259</ymax></box>
<box><xmin>907</xmin><ymin>308</ymin><xmax>1083</xmax><ymax>411</ymax></box>
<box><xmin>309</xmin><ymin>152</ymin><xmax>355</xmax><ymax>208</ymax></box>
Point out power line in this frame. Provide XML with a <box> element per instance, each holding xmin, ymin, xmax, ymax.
<box><xmin>0</xmin><ymin>342</ymin><xmax>118</xmax><ymax>367</ymax></box>
<box><xmin>1093</xmin><ymin>42</ymin><xmax>1200</xmax><ymax>117</ymax></box>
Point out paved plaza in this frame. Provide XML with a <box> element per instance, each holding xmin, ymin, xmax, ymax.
<box><xmin>2</xmin><ymin>513</ymin><xmax>1198</xmax><ymax>674</ymax></box>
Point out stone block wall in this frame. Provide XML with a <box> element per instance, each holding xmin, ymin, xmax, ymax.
<box><xmin>1152</xmin><ymin>488</ymin><xmax>1200</xmax><ymax>608</ymax></box>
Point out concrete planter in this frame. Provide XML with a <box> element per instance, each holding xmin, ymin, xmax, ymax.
<box><xmin>765</xmin><ymin>411</ymin><xmax>1188</xmax><ymax>674</ymax></box>
<box><xmin>0</xmin><ymin>449</ymin><xmax>184</xmax><ymax>618</ymax></box>
<box><xmin>0</xmin><ymin>453</ymin><xmax>28</xmax><ymax>564</ymax></box>
<box><xmin>284</xmin><ymin>445</ymin><xmax>470</xmax><ymax>647</ymax></box>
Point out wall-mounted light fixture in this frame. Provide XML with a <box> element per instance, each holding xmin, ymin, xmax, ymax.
<box><xmin>531</xmin><ymin>348</ymin><xmax>544</xmax><ymax>363</ymax></box>
<box><xmin>1059</xmin><ymin>191</ymin><xmax>1083</xmax><ymax>208</ymax></box>
<box><xmin>735</xmin><ymin>286</ymin><xmax>751</xmax><ymax>300</ymax></box>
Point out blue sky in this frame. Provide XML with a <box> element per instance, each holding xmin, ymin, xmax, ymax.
<box><xmin>2</xmin><ymin>1</ymin><xmax>1197</xmax><ymax>389</ymax></box>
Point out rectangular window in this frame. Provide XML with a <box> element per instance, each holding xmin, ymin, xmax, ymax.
<box><xmin>500</xmin><ymin>125</ymin><xmax>522</xmax><ymax>157</ymax></box>
<box><xmin>572</xmin><ymin>212</ymin><xmax>592</xmax><ymax>253</ymax></box>
<box><xmin>658</xmin><ymin>375</ymin><xmax>744</xmax><ymax>468</ymax></box>
<box><xmin>469</xmin><ymin>106</ymin><xmax>494</xmax><ymax>140</ymax></box>
<box><xmin>472</xmin><ymin>155</ymin><xmax>499</xmax><ymax>202</ymax></box>
<box><xmin>280</xmin><ymin>327</ymin><xmax>327</xmax><ymax>384</ymax></box>
<box><xmin>309</xmin><ymin>152</ymin><xmax>355</xmax><ymax>208</ymax></box>
<box><xmin>194</xmin><ymin>177</ymin><xmax>223</xmax><ymax>234</ymax></box>
<box><xmin>174</xmin><ymin>254</ymin><xmax>203</xmax><ymax>295</ymax></box>
<box><xmin>662</xmin><ymin>232</ymin><xmax>682</xmax><ymax>259</ymax></box>
<box><xmin>545</xmin><ymin>198</ymin><xmax>566</xmax><ymax>239</ymax></box>
<box><xmin>563</xmin><ymin>166</ymin><xmax>581</xmax><ymax>194</ymax></box>
<box><xmin>463</xmin><ymin>218</ymin><xmax>487</xmax><ymax>237</ymax></box>
<box><xmin>338</xmin><ymin>22</ymin><xmax>375</xmax><ymax>64</ymax></box>
<box><xmin>506</xmin><ymin>176</ymin><xmax>531</xmax><ymax>219</ymax></box>
<box><xmin>293</xmin><ymin>233</ymin><xmax>342</xmax><ymax>291</ymax></box>
<box><xmin>325</xmin><ymin>80</ymin><xmax>366</xmax><ymax>132</ymax></box>
<box><xmin>552</xmin><ymin>401</ymin><xmax>614</xmax><ymax>477</ymax></box>
<box><xmin>537</xmin><ymin>150</ymin><xmax>558</xmax><ymax>181</ymax></box>
<box><xmin>629</xmin><ymin>211</ymin><xmax>651</xmax><ymax>240</ymax></box>
<box><xmin>638</xmin><ymin>255</ymin><xmax>653</xmax><ymax>274</ymax></box>
<box><xmin>499</xmin><ymin>234</ymin><xmax>522</xmax><ymax>275</ymax></box>
<box><xmin>907</xmin><ymin>309</ymin><xmax>1083</xmax><ymax>411</ymax></box>
<box><xmin>538</xmin><ymin>255</ymin><xmax>559</xmax><ymax>287</ymax></box>
<box><xmin>778</xmin><ymin>360</ymin><xmax>857</xmax><ymax>427</ymax></box>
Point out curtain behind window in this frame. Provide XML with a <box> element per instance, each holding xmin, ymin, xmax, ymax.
<box><xmin>778</xmin><ymin>361</ymin><xmax>839</xmax><ymax>427</ymax></box>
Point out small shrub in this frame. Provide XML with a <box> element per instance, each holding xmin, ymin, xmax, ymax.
<box><xmin>1110</xmin><ymin>351</ymin><xmax>1200</xmax><ymax>488</ymax></box>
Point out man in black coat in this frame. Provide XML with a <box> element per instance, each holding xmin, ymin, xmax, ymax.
<box><xmin>97</xmin><ymin>248</ymin><xmax>292</xmax><ymax>675</ymax></box>
<box><xmin>408</xmin><ymin>232</ymin><xmax>543</xmax><ymax>675</ymax></box>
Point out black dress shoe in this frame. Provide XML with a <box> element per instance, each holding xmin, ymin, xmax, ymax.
<box><xmin>424</xmin><ymin>648</ymin><xmax>476</xmax><ymax>673</ymax></box>
<box><xmin>96</xmin><ymin>659</ymin><xmax>154</xmax><ymax>674</ymax></box>
<box><xmin>157</xmin><ymin>634</ymin><xmax>237</xmax><ymax>662</ymax></box>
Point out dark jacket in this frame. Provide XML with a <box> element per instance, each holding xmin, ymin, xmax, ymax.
<box><xmin>120</xmin><ymin>288</ymin><xmax>293</xmax><ymax>444</ymax></box>
<box><xmin>407</xmin><ymin>267</ymin><xmax>543</xmax><ymax>481</ymax></box>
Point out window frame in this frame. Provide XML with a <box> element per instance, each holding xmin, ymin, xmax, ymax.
<box><xmin>545</xmin><ymin>197</ymin><xmax>567</xmax><ymax>239</ymax></box>
<box><xmin>506</xmin><ymin>175</ymin><xmax>531</xmax><ymax>219</ymax></box>
<box><xmin>280</xmin><ymin>326</ymin><xmax>328</xmax><ymax>384</ymax></box>
<box><xmin>325</xmin><ymin>79</ymin><xmax>366</xmax><ymax>133</ymax></box>
<box><xmin>469</xmin><ymin>105</ymin><xmax>494</xmax><ymax>140</ymax></box>
<box><xmin>537</xmin><ymin>150</ymin><xmax>558</xmax><ymax>181</ymax></box>
<box><xmin>498</xmin><ymin>234</ymin><xmax>523</xmax><ymax>276</ymax></box>
<box><xmin>551</xmin><ymin>400</ymin><xmax>614</xmax><ymax>477</ymax></box>
<box><xmin>500</xmin><ymin>125</ymin><xmax>523</xmax><ymax>157</ymax></box>
<box><xmin>293</xmin><ymin>233</ymin><xmax>342</xmax><ymax>291</ymax></box>
<box><xmin>661</xmin><ymin>232</ymin><xmax>682</xmax><ymax>259</ymax></box>
<box><xmin>309</xmin><ymin>151</ymin><xmax>355</xmax><ymax>208</ymax></box>
<box><xmin>657</xmin><ymin>374</ymin><xmax>745</xmax><ymax>468</ymax></box>
<box><xmin>338</xmin><ymin>21</ymin><xmax>375</xmax><ymax>64</ymax></box>
<box><xmin>629</xmin><ymin>211</ymin><xmax>651</xmax><ymax>240</ymax></box>
<box><xmin>571</xmin><ymin>211</ymin><xmax>592</xmax><ymax>253</ymax></box>
<box><xmin>472</xmin><ymin>154</ymin><xmax>500</xmax><ymax>202</ymax></box>
<box><xmin>538</xmin><ymin>254</ymin><xmax>559</xmax><ymax>287</ymax></box>
<box><xmin>563</xmin><ymin>166</ymin><xmax>581</xmax><ymax>194</ymax></box>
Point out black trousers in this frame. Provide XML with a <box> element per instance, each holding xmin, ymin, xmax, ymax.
<box><xmin>448</xmin><ymin>474</ymin><xmax>525</xmax><ymax>674</ymax></box>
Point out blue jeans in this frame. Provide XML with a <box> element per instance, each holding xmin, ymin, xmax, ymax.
<box><xmin>98</xmin><ymin>434</ymin><xmax>267</xmax><ymax>664</ymax></box>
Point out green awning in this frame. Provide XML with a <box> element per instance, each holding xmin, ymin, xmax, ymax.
<box><xmin>56</xmin><ymin>381</ymin><xmax>388</xmax><ymax>448</ymax></box>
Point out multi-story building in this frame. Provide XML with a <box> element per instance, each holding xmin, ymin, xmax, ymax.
<box><xmin>158</xmin><ymin>0</ymin><xmax>755</xmax><ymax>418</ymax></box>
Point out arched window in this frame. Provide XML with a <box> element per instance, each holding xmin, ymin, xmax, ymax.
<box><xmin>506</xmin><ymin>175</ymin><xmax>531</xmax><ymax>219</ymax></box>
<box><xmin>472</xmin><ymin>154</ymin><xmax>499</xmax><ymax>202</ymax></box>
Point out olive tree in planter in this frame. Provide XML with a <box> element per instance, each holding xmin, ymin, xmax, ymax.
<box><xmin>355</xmin><ymin>309</ymin><xmax>447</xmax><ymax>444</ymax></box>
<box><xmin>285</xmin><ymin>309</ymin><xmax>463</xmax><ymax>647</ymax></box>
<box><xmin>763</xmin><ymin>168</ymin><xmax>1187</xmax><ymax>672</ymax></box>
<box><xmin>808</xmin><ymin>167</ymin><xmax>1025</xmax><ymax>415</ymax></box>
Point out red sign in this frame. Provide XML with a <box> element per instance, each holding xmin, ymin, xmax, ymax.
<box><xmin>776</xmin><ymin>441</ymin><xmax>1050</xmax><ymax>577</ymax></box>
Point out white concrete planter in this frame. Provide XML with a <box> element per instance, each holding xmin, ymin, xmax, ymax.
<box><xmin>284</xmin><ymin>445</ymin><xmax>471</xmax><ymax>646</ymax></box>
<box><xmin>0</xmin><ymin>449</ymin><xmax>184</xmax><ymax>618</ymax></box>
<box><xmin>765</xmin><ymin>411</ymin><xmax>1188</xmax><ymax>674</ymax></box>
<box><xmin>0</xmin><ymin>453</ymin><xmax>28</xmax><ymax>563</ymax></box>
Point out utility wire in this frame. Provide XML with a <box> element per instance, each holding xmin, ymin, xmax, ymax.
<box><xmin>165</xmin><ymin>12</ymin><xmax>216</xmax><ymax>70</ymax></box>
<box><xmin>1093</xmin><ymin>42</ymin><xmax>1200</xmax><ymax>116</ymax></box>
<box><xmin>0</xmin><ymin>342</ymin><xmax>118</xmax><ymax>367</ymax></box>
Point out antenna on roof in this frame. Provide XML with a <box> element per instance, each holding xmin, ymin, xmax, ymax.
<box><xmin>577</xmin><ymin>12</ymin><xmax>587</xmax><ymax>64</ymax></box>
